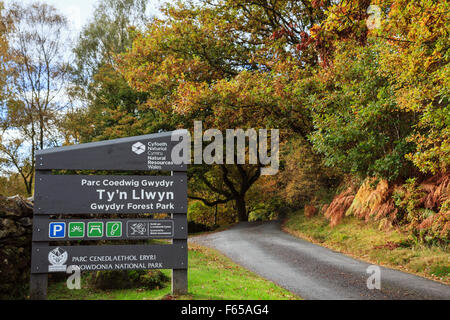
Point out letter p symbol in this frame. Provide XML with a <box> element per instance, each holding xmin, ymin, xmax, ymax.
<box><xmin>49</xmin><ymin>222</ymin><xmax>66</xmax><ymax>238</ymax></box>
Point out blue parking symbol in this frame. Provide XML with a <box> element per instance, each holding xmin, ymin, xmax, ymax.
<box><xmin>49</xmin><ymin>222</ymin><xmax>66</xmax><ymax>238</ymax></box>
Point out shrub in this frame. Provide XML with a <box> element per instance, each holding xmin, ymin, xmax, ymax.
<box><xmin>322</xmin><ymin>172</ymin><xmax>449</xmax><ymax>245</ymax></box>
<box><xmin>393</xmin><ymin>175</ymin><xmax>449</xmax><ymax>245</ymax></box>
<box><xmin>304</xmin><ymin>205</ymin><xmax>318</xmax><ymax>218</ymax></box>
<box><xmin>323</xmin><ymin>187</ymin><xmax>355</xmax><ymax>227</ymax></box>
<box><xmin>346</xmin><ymin>178</ymin><xmax>398</xmax><ymax>223</ymax></box>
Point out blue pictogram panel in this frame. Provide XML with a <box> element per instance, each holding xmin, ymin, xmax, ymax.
<box><xmin>49</xmin><ymin>222</ymin><xmax>65</xmax><ymax>238</ymax></box>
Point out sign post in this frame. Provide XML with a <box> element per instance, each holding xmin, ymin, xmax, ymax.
<box><xmin>30</xmin><ymin>131</ymin><xmax>188</xmax><ymax>299</ymax></box>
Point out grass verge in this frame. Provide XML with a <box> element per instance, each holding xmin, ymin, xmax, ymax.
<box><xmin>47</xmin><ymin>242</ymin><xmax>299</xmax><ymax>300</ymax></box>
<box><xmin>282</xmin><ymin>210</ymin><xmax>449</xmax><ymax>284</ymax></box>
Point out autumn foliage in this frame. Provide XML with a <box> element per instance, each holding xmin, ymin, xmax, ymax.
<box><xmin>114</xmin><ymin>0</ymin><xmax>450</xmax><ymax>236</ymax></box>
<box><xmin>320</xmin><ymin>173</ymin><xmax>449</xmax><ymax>244</ymax></box>
<box><xmin>323</xmin><ymin>187</ymin><xmax>356</xmax><ymax>227</ymax></box>
<box><xmin>1</xmin><ymin>0</ymin><xmax>447</xmax><ymax>239</ymax></box>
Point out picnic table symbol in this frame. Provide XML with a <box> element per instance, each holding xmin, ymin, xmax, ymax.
<box><xmin>90</xmin><ymin>225</ymin><xmax>102</xmax><ymax>233</ymax></box>
<box><xmin>87</xmin><ymin>222</ymin><xmax>104</xmax><ymax>237</ymax></box>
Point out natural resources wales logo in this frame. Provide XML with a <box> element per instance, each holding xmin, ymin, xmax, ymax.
<box><xmin>132</xmin><ymin>142</ymin><xmax>146</xmax><ymax>155</ymax></box>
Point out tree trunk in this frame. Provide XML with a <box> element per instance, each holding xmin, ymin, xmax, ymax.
<box><xmin>25</xmin><ymin>181</ymin><xmax>32</xmax><ymax>196</ymax></box>
<box><xmin>236</xmin><ymin>196</ymin><xmax>247</xmax><ymax>222</ymax></box>
<box><xmin>214</xmin><ymin>203</ymin><xmax>217</xmax><ymax>225</ymax></box>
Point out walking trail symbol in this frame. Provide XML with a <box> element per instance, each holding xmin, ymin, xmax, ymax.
<box><xmin>30</xmin><ymin>131</ymin><xmax>189</xmax><ymax>299</ymax></box>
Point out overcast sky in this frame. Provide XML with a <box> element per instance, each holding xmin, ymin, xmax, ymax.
<box><xmin>4</xmin><ymin>0</ymin><xmax>167</xmax><ymax>34</ymax></box>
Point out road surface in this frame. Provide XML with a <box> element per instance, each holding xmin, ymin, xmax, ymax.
<box><xmin>190</xmin><ymin>221</ymin><xmax>450</xmax><ymax>300</ymax></box>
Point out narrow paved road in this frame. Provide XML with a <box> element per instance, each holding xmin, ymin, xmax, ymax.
<box><xmin>190</xmin><ymin>221</ymin><xmax>450</xmax><ymax>300</ymax></box>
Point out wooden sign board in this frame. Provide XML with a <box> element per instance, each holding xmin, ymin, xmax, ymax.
<box><xmin>30</xmin><ymin>132</ymin><xmax>188</xmax><ymax>300</ymax></box>
<box><xmin>36</xmin><ymin>131</ymin><xmax>187</xmax><ymax>171</ymax></box>
<box><xmin>31</xmin><ymin>244</ymin><xmax>187</xmax><ymax>274</ymax></box>
<box><xmin>34</xmin><ymin>175</ymin><xmax>187</xmax><ymax>214</ymax></box>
